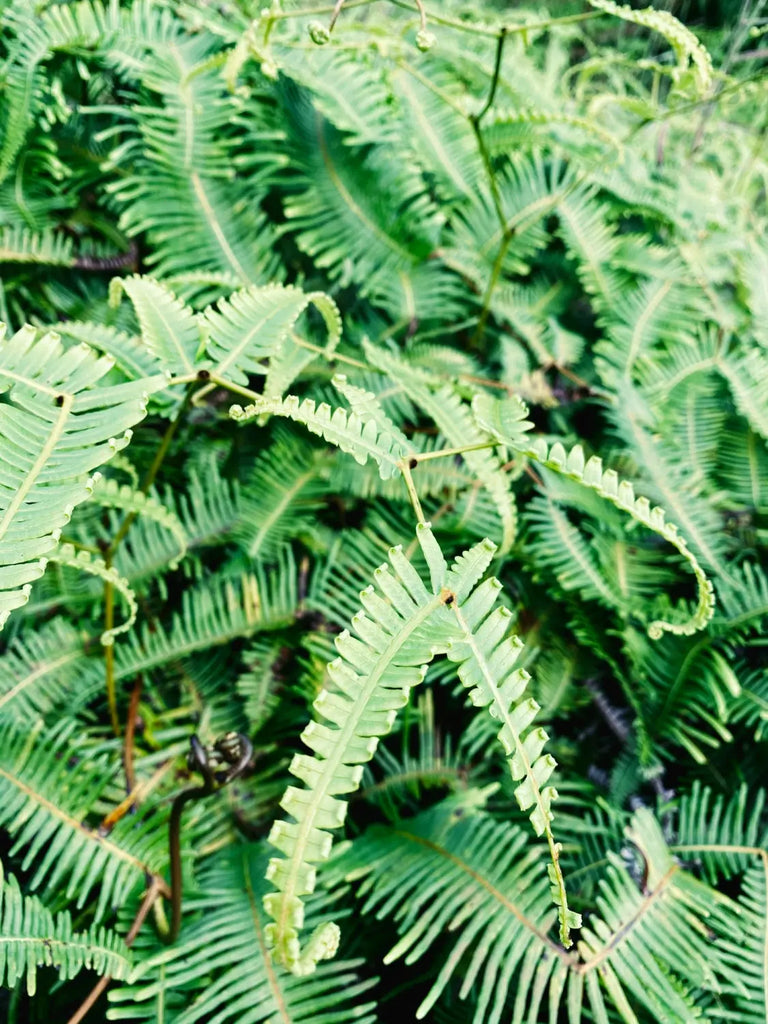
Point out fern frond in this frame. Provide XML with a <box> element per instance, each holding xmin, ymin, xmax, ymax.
<box><xmin>112</xmin><ymin>275</ymin><xmax>202</xmax><ymax>378</ymax></box>
<box><xmin>230</xmin><ymin>393</ymin><xmax>411</xmax><ymax>482</ymax></box>
<box><xmin>574</xmin><ymin>807</ymin><xmax>743</xmax><ymax>1023</ymax></box>
<box><xmin>364</xmin><ymin>343</ymin><xmax>518</xmax><ymax>552</ymax></box>
<box><xmin>0</xmin><ymin>721</ymin><xmax>166</xmax><ymax>919</ymax></box>
<box><xmin>114</xmin><ymin>559</ymin><xmax>296</xmax><ymax>681</ymax></box>
<box><xmin>47</xmin><ymin>543</ymin><xmax>137</xmax><ymax>645</ymax></box>
<box><xmin>280</xmin><ymin>97</ymin><xmax>441</xmax><ymax>292</ymax></box>
<box><xmin>0</xmin><ymin>323</ymin><xmax>166</xmax><ymax>631</ymax></box>
<box><xmin>264</xmin><ymin>525</ymin><xmax>494</xmax><ymax>974</ymax></box>
<box><xmin>109</xmin><ymin>845</ymin><xmax>377</xmax><ymax>1023</ymax></box>
<box><xmin>91</xmin><ymin>477</ymin><xmax>187</xmax><ymax>567</ymax></box>
<box><xmin>202</xmin><ymin>283</ymin><xmax>341</xmax><ymax>389</ymax></box>
<box><xmin>473</xmin><ymin>395</ymin><xmax>715</xmax><ymax>637</ymax></box>
<box><xmin>445</xmin><ymin>571</ymin><xmax>580</xmax><ymax>945</ymax></box>
<box><xmin>0</xmin><ymin>859</ymin><xmax>131</xmax><ymax>996</ymax></box>
<box><xmin>588</xmin><ymin>0</ymin><xmax>713</xmax><ymax>94</ymax></box>
<box><xmin>0</xmin><ymin>618</ymin><xmax>100</xmax><ymax>724</ymax></box>
<box><xmin>234</xmin><ymin>432</ymin><xmax>329</xmax><ymax>560</ymax></box>
<box><xmin>0</xmin><ymin>226</ymin><xmax>75</xmax><ymax>265</ymax></box>
<box><xmin>718</xmin><ymin>345</ymin><xmax>768</xmax><ymax>444</ymax></box>
<box><xmin>674</xmin><ymin>783</ymin><xmax>767</xmax><ymax>881</ymax></box>
<box><xmin>330</xmin><ymin>794</ymin><xmax>572</xmax><ymax>1022</ymax></box>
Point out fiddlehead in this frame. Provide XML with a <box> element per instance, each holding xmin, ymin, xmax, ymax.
<box><xmin>165</xmin><ymin>732</ymin><xmax>253</xmax><ymax>943</ymax></box>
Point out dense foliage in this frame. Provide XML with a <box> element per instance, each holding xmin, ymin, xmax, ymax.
<box><xmin>0</xmin><ymin>0</ymin><xmax>767</xmax><ymax>1021</ymax></box>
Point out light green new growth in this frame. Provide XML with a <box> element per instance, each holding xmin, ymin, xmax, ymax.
<box><xmin>472</xmin><ymin>393</ymin><xmax>715</xmax><ymax>637</ymax></box>
<box><xmin>264</xmin><ymin>523</ymin><xmax>577</xmax><ymax>971</ymax></box>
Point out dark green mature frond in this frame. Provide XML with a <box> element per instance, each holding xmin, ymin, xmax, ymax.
<box><xmin>329</xmin><ymin>797</ymin><xmax>563</xmax><ymax>1024</ymax></box>
<box><xmin>0</xmin><ymin>721</ymin><xmax>166</xmax><ymax>919</ymax></box>
<box><xmin>0</xmin><ymin>860</ymin><xmax>131</xmax><ymax>996</ymax></box>
<box><xmin>0</xmin><ymin>617</ymin><xmax>100</xmax><ymax>723</ymax></box>
<box><xmin>109</xmin><ymin>845</ymin><xmax>377</xmax><ymax>1023</ymax></box>
<box><xmin>234</xmin><ymin>431</ymin><xmax>330</xmax><ymax>560</ymax></box>
<box><xmin>114</xmin><ymin>559</ymin><xmax>297</xmax><ymax>681</ymax></box>
<box><xmin>279</xmin><ymin>94</ymin><xmax>442</xmax><ymax>293</ymax></box>
<box><xmin>103</xmin><ymin>19</ymin><xmax>278</xmax><ymax>283</ymax></box>
<box><xmin>0</xmin><ymin>322</ymin><xmax>166</xmax><ymax>631</ymax></box>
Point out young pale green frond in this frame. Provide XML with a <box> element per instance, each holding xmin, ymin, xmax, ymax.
<box><xmin>474</xmin><ymin>395</ymin><xmax>715</xmax><ymax>638</ymax></box>
<box><xmin>91</xmin><ymin>477</ymin><xmax>187</xmax><ymax>567</ymax></box>
<box><xmin>0</xmin><ymin>860</ymin><xmax>131</xmax><ymax>996</ymax></box>
<box><xmin>109</xmin><ymin>845</ymin><xmax>377</xmax><ymax>1024</ymax></box>
<box><xmin>444</xmin><ymin>568</ymin><xmax>580</xmax><ymax>945</ymax></box>
<box><xmin>264</xmin><ymin>525</ymin><xmax>494</xmax><ymax>975</ymax></box>
<box><xmin>0</xmin><ymin>323</ymin><xmax>166</xmax><ymax>632</ymax></box>
<box><xmin>112</xmin><ymin>276</ymin><xmax>202</xmax><ymax>378</ymax></box>
<box><xmin>230</xmin><ymin>394</ymin><xmax>411</xmax><ymax>482</ymax></box>
<box><xmin>588</xmin><ymin>0</ymin><xmax>713</xmax><ymax>94</ymax></box>
<box><xmin>0</xmin><ymin>722</ymin><xmax>166</xmax><ymax>920</ymax></box>
<box><xmin>202</xmin><ymin>283</ymin><xmax>341</xmax><ymax>389</ymax></box>
<box><xmin>48</xmin><ymin>543</ymin><xmax>138</xmax><ymax>645</ymax></box>
<box><xmin>328</xmin><ymin>797</ymin><xmax>566</xmax><ymax>1024</ymax></box>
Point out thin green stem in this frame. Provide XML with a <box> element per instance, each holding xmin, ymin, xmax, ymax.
<box><xmin>399</xmin><ymin>459</ymin><xmax>426</xmax><ymax>523</ymax></box>
<box><xmin>414</xmin><ymin>441</ymin><xmax>496</xmax><ymax>463</ymax></box>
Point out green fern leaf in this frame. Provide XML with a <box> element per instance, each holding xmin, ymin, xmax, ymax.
<box><xmin>264</xmin><ymin>525</ymin><xmax>491</xmax><ymax>974</ymax></box>
<box><xmin>202</xmin><ymin>283</ymin><xmax>341</xmax><ymax>389</ymax></box>
<box><xmin>230</xmin><ymin>393</ymin><xmax>410</xmax><ymax>481</ymax></box>
<box><xmin>0</xmin><ymin>323</ymin><xmax>166</xmax><ymax>631</ymax></box>
<box><xmin>0</xmin><ymin>859</ymin><xmax>131</xmax><ymax>996</ymax></box>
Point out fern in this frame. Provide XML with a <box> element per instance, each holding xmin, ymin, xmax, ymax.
<box><xmin>0</xmin><ymin>323</ymin><xmax>165</xmax><ymax>630</ymax></box>
<box><xmin>0</xmin><ymin>860</ymin><xmax>131</xmax><ymax>995</ymax></box>
<box><xmin>1</xmin><ymin>1</ymin><xmax>766</xmax><ymax>1020</ymax></box>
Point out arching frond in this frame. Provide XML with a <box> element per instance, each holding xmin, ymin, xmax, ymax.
<box><xmin>230</xmin><ymin>393</ymin><xmax>412</xmax><ymax>482</ymax></box>
<box><xmin>474</xmin><ymin>394</ymin><xmax>715</xmax><ymax>637</ymax></box>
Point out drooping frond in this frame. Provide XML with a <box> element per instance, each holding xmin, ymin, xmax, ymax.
<box><xmin>0</xmin><ymin>323</ymin><xmax>166</xmax><ymax>631</ymax></box>
<box><xmin>263</xmin><ymin>525</ymin><xmax>465</xmax><ymax>974</ymax></box>
<box><xmin>230</xmin><ymin>392</ymin><xmax>413</xmax><ymax>482</ymax></box>
<box><xmin>0</xmin><ymin>860</ymin><xmax>131</xmax><ymax>996</ymax></box>
<box><xmin>90</xmin><ymin>476</ymin><xmax>187</xmax><ymax>566</ymax></box>
<box><xmin>473</xmin><ymin>394</ymin><xmax>715</xmax><ymax>637</ymax></box>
